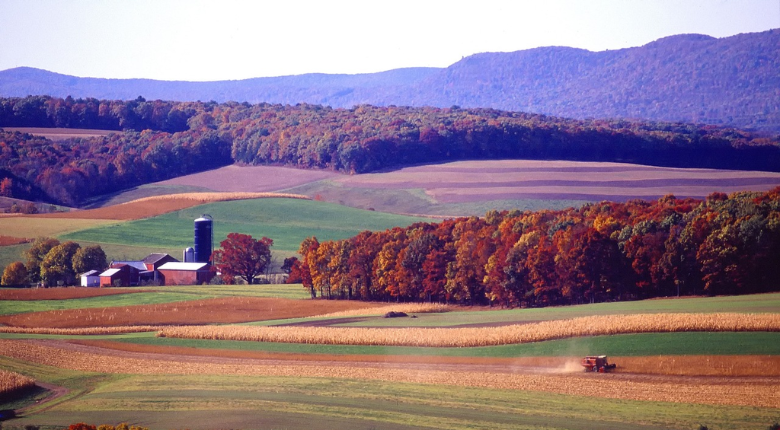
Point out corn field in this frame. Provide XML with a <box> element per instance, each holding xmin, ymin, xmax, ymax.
<box><xmin>158</xmin><ymin>313</ymin><xmax>780</xmax><ymax>347</ymax></box>
<box><xmin>0</xmin><ymin>326</ymin><xmax>161</xmax><ymax>335</ymax></box>
<box><xmin>0</xmin><ymin>369</ymin><xmax>35</xmax><ymax>396</ymax></box>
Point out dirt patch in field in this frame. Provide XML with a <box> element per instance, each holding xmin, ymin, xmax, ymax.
<box><xmin>28</xmin><ymin>192</ymin><xmax>308</xmax><ymax>221</ymax></box>
<box><xmin>155</xmin><ymin>165</ymin><xmax>341</xmax><ymax>193</ymax></box>
<box><xmin>0</xmin><ymin>235</ymin><xmax>31</xmax><ymax>246</ymax></box>
<box><xmin>0</xmin><ymin>297</ymin><xmax>387</xmax><ymax>328</ymax></box>
<box><xmin>1</xmin><ymin>339</ymin><xmax>777</xmax><ymax>408</ymax></box>
<box><xmin>3</xmin><ymin>127</ymin><xmax>117</xmax><ymax>141</ymax></box>
<box><xmin>0</xmin><ymin>287</ymin><xmax>152</xmax><ymax>301</ymax></box>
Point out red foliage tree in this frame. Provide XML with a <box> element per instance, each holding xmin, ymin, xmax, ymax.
<box><xmin>211</xmin><ymin>233</ymin><xmax>273</xmax><ymax>285</ymax></box>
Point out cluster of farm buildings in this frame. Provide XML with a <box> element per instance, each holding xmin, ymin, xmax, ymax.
<box><xmin>80</xmin><ymin>215</ymin><xmax>216</xmax><ymax>287</ymax></box>
<box><xmin>80</xmin><ymin>253</ymin><xmax>215</xmax><ymax>287</ymax></box>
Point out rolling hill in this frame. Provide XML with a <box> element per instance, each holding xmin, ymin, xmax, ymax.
<box><xmin>1</xmin><ymin>29</ymin><xmax>779</xmax><ymax>132</ymax></box>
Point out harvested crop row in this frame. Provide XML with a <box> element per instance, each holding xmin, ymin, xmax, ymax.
<box><xmin>158</xmin><ymin>313</ymin><xmax>780</xmax><ymax>347</ymax></box>
<box><xmin>0</xmin><ymin>326</ymin><xmax>160</xmax><ymax>335</ymax></box>
<box><xmin>0</xmin><ymin>339</ymin><xmax>777</xmax><ymax>408</ymax></box>
<box><xmin>0</xmin><ymin>369</ymin><xmax>35</xmax><ymax>396</ymax></box>
<box><xmin>313</xmin><ymin>303</ymin><xmax>454</xmax><ymax>318</ymax></box>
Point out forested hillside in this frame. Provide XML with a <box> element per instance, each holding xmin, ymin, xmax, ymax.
<box><xmin>2</xmin><ymin>29</ymin><xmax>778</xmax><ymax>132</ymax></box>
<box><xmin>1</xmin><ymin>96</ymin><xmax>779</xmax><ymax>206</ymax></box>
<box><xmin>292</xmin><ymin>189</ymin><xmax>780</xmax><ymax>305</ymax></box>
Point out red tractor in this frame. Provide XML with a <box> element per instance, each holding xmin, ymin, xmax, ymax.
<box><xmin>581</xmin><ymin>355</ymin><xmax>617</xmax><ymax>373</ymax></box>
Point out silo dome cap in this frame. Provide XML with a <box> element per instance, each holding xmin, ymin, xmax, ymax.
<box><xmin>195</xmin><ymin>214</ymin><xmax>213</xmax><ymax>222</ymax></box>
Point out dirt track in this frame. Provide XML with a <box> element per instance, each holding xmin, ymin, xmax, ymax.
<box><xmin>1</xmin><ymin>339</ymin><xmax>777</xmax><ymax>409</ymax></box>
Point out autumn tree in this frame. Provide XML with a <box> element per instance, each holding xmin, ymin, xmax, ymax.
<box><xmin>1</xmin><ymin>261</ymin><xmax>27</xmax><ymax>286</ymax></box>
<box><xmin>211</xmin><ymin>233</ymin><xmax>273</xmax><ymax>285</ymax></box>
<box><xmin>72</xmin><ymin>245</ymin><xmax>108</xmax><ymax>274</ymax></box>
<box><xmin>40</xmin><ymin>241</ymin><xmax>81</xmax><ymax>286</ymax></box>
<box><xmin>24</xmin><ymin>237</ymin><xmax>60</xmax><ymax>284</ymax></box>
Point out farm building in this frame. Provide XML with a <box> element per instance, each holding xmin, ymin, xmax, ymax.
<box><xmin>158</xmin><ymin>262</ymin><xmax>215</xmax><ymax>285</ymax></box>
<box><xmin>99</xmin><ymin>264</ymin><xmax>140</xmax><ymax>287</ymax></box>
<box><xmin>80</xmin><ymin>270</ymin><xmax>100</xmax><ymax>287</ymax></box>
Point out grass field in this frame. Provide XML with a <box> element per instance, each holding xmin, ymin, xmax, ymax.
<box><xmin>61</xmin><ymin>198</ymin><xmax>435</xmax><ymax>253</ymax></box>
<box><xmin>0</xmin><ymin>198</ymin><xmax>434</xmax><ymax>269</ymax></box>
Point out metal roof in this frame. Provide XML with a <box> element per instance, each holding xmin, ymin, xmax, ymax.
<box><xmin>158</xmin><ymin>262</ymin><xmax>209</xmax><ymax>271</ymax></box>
<box><xmin>99</xmin><ymin>268</ymin><xmax>121</xmax><ymax>277</ymax></box>
<box><xmin>111</xmin><ymin>261</ymin><xmax>146</xmax><ymax>271</ymax></box>
<box><xmin>80</xmin><ymin>270</ymin><xmax>100</xmax><ymax>277</ymax></box>
<box><xmin>143</xmin><ymin>253</ymin><xmax>175</xmax><ymax>264</ymax></box>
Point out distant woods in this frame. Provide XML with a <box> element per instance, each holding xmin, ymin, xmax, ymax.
<box><xmin>292</xmin><ymin>189</ymin><xmax>780</xmax><ymax>305</ymax></box>
<box><xmin>1</xmin><ymin>95</ymin><xmax>779</xmax><ymax>206</ymax></box>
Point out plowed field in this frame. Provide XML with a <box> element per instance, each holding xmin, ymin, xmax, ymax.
<box><xmin>1</xmin><ymin>339</ymin><xmax>776</xmax><ymax>409</ymax></box>
<box><xmin>336</xmin><ymin>160</ymin><xmax>780</xmax><ymax>202</ymax></box>
<box><xmin>0</xmin><ymin>287</ymin><xmax>151</xmax><ymax>301</ymax></box>
<box><xmin>0</xmin><ymin>297</ymin><xmax>386</xmax><ymax>328</ymax></box>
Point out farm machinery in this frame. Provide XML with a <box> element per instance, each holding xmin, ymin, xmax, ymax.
<box><xmin>581</xmin><ymin>355</ymin><xmax>617</xmax><ymax>373</ymax></box>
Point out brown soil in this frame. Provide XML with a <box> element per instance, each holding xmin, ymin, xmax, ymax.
<box><xmin>2</xmin><ymin>339</ymin><xmax>777</xmax><ymax>409</ymax></box>
<box><xmin>0</xmin><ymin>297</ymin><xmax>388</xmax><ymax>328</ymax></box>
<box><xmin>0</xmin><ymin>235</ymin><xmax>30</xmax><ymax>246</ymax></box>
<box><xmin>0</xmin><ymin>287</ymin><xmax>152</xmax><ymax>301</ymax></box>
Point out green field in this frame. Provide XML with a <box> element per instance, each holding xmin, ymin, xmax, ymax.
<box><xmin>62</xmin><ymin>198</ymin><xmax>435</xmax><ymax>253</ymax></box>
<box><xmin>0</xmin><ymin>284</ymin><xmax>310</xmax><ymax>316</ymax></box>
<box><xmin>284</xmin><ymin>180</ymin><xmax>591</xmax><ymax>216</ymax></box>
<box><xmin>330</xmin><ymin>293</ymin><xmax>780</xmax><ymax>327</ymax></box>
<box><xmin>2</xmin><ymin>357</ymin><xmax>776</xmax><ymax>430</ymax></box>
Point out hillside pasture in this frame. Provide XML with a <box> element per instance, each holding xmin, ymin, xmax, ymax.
<box><xmin>61</xmin><ymin>198</ymin><xmax>436</xmax><ymax>253</ymax></box>
<box><xmin>150</xmin><ymin>161</ymin><xmax>780</xmax><ymax>216</ymax></box>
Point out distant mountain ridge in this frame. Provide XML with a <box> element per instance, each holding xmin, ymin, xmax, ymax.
<box><xmin>1</xmin><ymin>29</ymin><xmax>779</xmax><ymax>132</ymax></box>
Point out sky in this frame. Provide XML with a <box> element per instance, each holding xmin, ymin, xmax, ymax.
<box><xmin>0</xmin><ymin>0</ymin><xmax>778</xmax><ymax>82</ymax></box>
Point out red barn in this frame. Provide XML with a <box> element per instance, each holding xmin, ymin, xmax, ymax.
<box><xmin>158</xmin><ymin>262</ymin><xmax>214</xmax><ymax>285</ymax></box>
<box><xmin>99</xmin><ymin>264</ymin><xmax>140</xmax><ymax>287</ymax></box>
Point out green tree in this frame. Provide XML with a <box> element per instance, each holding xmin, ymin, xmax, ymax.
<box><xmin>1</xmin><ymin>261</ymin><xmax>28</xmax><ymax>286</ymax></box>
<box><xmin>72</xmin><ymin>245</ymin><xmax>108</xmax><ymax>274</ymax></box>
<box><xmin>40</xmin><ymin>241</ymin><xmax>81</xmax><ymax>286</ymax></box>
<box><xmin>24</xmin><ymin>237</ymin><xmax>60</xmax><ymax>284</ymax></box>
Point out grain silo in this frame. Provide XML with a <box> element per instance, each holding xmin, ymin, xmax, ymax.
<box><xmin>193</xmin><ymin>215</ymin><xmax>213</xmax><ymax>263</ymax></box>
<box><xmin>183</xmin><ymin>247</ymin><xmax>195</xmax><ymax>263</ymax></box>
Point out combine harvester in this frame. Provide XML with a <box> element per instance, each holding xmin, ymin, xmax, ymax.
<box><xmin>581</xmin><ymin>355</ymin><xmax>617</xmax><ymax>373</ymax></box>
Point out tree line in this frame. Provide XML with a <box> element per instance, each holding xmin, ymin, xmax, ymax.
<box><xmin>288</xmin><ymin>189</ymin><xmax>780</xmax><ymax>305</ymax></box>
<box><xmin>1</xmin><ymin>237</ymin><xmax>107</xmax><ymax>287</ymax></box>
<box><xmin>1</xmin><ymin>95</ymin><xmax>779</xmax><ymax>206</ymax></box>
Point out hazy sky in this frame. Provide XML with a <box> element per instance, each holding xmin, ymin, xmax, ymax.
<box><xmin>1</xmin><ymin>0</ymin><xmax>778</xmax><ymax>81</ymax></box>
